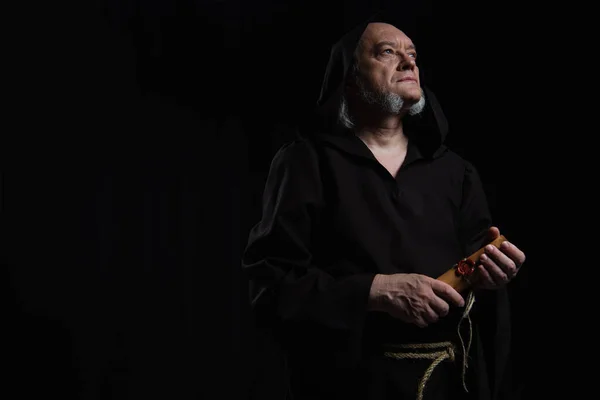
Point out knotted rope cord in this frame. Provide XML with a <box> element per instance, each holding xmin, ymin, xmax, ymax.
<box><xmin>383</xmin><ymin>290</ymin><xmax>476</xmax><ymax>400</ymax></box>
<box><xmin>384</xmin><ymin>342</ymin><xmax>455</xmax><ymax>400</ymax></box>
<box><xmin>457</xmin><ymin>290</ymin><xmax>475</xmax><ymax>392</ymax></box>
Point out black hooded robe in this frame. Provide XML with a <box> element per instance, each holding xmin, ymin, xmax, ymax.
<box><xmin>242</xmin><ymin>14</ymin><xmax>511</xmax><ymax>400</ymax></box>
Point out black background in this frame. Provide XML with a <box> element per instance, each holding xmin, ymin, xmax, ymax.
<box><xmin>6</xmin><ymin>0</ymin><xmax>565</xmax><ymax>399</ymax></box>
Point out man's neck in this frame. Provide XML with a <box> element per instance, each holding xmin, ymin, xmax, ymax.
<box><xmin>355</xmin><ymin>116</ymin><xmax>408</xmax><ymax>152</ymax></box>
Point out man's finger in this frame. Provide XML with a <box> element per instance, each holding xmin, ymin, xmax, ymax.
<box><xmin>429</xmin><ymin>296</ymin><xmax>450</xmax><ymax>317</ymax></box>
<box><xmin>477</xmin><ymin>264</ymin><xmax>495</xmax><ymax>289</ymax></box>
<box><xmin>425</xmin><ymin>305</ymin><xmax>441</xmax><ymax>324</ymax></box>
<box><xmin>431</xmin><ymin>279</ymin><xmax>465</xmax><ymax>307</ymax></box>
<box><xmin>486</xmin><ymin>226</ymin><xmax>501</xmax><ymax>242</ymax></box>
<box><xmin>485</xmin><ymin>244</ymin><xmax>517</xmax><ymax>277</ymax></box>
<box><xmin>480</xmin><ymin>254</ymin><xmax>508</xmax><ymax>285</ymax></box>
<box><xmin>500</xmin><ymin>241</ymin><xmax>526</xmax><ymax>267</ymax></box>
<box><xmin>415</xmin><ymin>318</ymin><xmax>428</xmax><ymax>328</ymax></box>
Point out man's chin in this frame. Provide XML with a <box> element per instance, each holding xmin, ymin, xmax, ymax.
<box><xmin>400</xmin><ymin>91</ymin><xmax>422</xmax><ymax>105</ymax></box>
<box><xmin>407</xmin><ymin>94</ymin><xmax>426</xmax><ymax>116</ymax></box>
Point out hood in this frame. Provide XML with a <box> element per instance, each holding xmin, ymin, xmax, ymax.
<box><xmin>309</xmin><ymin>12</ymin><xmax>449</xmax><ymax>159</ymax></box>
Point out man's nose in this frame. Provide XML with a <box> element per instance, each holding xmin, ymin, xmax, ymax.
<box><xmin>397</xmin><ymin>55</ymin><xmax>416</xmax><ymax>71</ymax></box>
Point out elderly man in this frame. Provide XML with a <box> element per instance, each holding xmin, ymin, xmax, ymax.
<box><xmin>242</xmin><ymin>14</ymin><xmax>525</xmax><ymax>400</ymax></box>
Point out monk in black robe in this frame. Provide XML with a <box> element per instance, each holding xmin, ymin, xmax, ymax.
<box><xmin>242</xmin><ymin>13</ymin><xmax>526</xmax><ymax>400</ymax></box>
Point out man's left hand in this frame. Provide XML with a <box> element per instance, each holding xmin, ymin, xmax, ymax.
<box><xmin>476</xmin><ymin>226</ymin><xmax>526</xmax><ymax>290</ymax></box>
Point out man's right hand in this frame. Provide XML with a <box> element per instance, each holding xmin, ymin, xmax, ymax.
<box><xmin>368</xmin><ymin>273</ymin><xmax>465</xmax><ymax>328</ymax></box>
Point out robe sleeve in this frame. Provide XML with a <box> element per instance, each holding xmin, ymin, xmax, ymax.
<box><xmin>458</xmin><ymin>161</ymin><xmax>493</xmax><ymax>257</ymax></box>
<box><xmin>242</xmin><ymin>139</ymin><xmax>376</xmax><ymax>334</ymax></box>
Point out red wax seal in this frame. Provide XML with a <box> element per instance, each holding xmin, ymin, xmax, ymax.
<box><xmin>455</xmin><ymin>258</ymin><xmax>475</xmax><ymax>277</ymax></box>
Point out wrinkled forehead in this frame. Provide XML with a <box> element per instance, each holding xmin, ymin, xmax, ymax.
<box><xmin>358</xmin><ymin>22</ymin><xmax>414</xmax><ymax>50</ymax></box>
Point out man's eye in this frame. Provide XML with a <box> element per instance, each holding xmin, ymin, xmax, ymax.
<box><xmin>382</xmin><ymin>49</ymin><xmax>394</xmax><ymax>55</ymax></box>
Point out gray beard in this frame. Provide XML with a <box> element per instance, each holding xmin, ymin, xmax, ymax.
<box><xmin>357</xmin><ymin>79</ymin><xmax>426</xmax><ymax>116</ymax></box>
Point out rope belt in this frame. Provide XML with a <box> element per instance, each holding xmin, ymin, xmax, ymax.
<box><xmin>383</xmin><ymin>290</ymin><xmax>476</xmax><ymax>400</ymax></box>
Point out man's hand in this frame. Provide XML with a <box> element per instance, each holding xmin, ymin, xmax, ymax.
<box><xmin>368</xmin><ymin>273</ymin><xmax>465</xmax><ymax>328</ymax></box>
<box><xmin>475</xmin><ymin>226</ymin><xmax>526</xmax><ymax>290</ymax></box>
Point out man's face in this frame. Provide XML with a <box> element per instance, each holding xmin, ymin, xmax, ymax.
<box><xmin>354</xmin><ymin>23</ymin><xmax>422</xmax><ymax>106</ymax></box>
